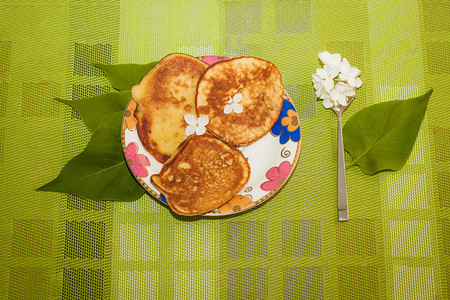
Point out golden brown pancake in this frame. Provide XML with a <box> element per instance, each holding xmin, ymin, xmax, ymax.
<box><xmin>151</xmin><ymin>134</ymin><xmax>251</xmax><ymax>216</ymax></box>
<box><xmin>196</xmin><ymin>56</ymin><xmax>284</xmax><ymax>146</ymax></box>
<box><xmin>132</xmin><ymin>53</ymin><xmax>208</xmax><ymax>163</ymax></box>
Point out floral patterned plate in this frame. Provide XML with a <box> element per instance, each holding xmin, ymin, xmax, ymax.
<box><xmin>121</xmin><ymin>56</ymin><xmax>301</xmax><ymax>216</ymax></box>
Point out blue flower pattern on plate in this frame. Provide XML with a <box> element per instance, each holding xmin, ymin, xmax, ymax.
<box><xmin>160</xmin><ymin>193</ymin><xmax>167</xmax><ymax>204</ymax></box>
<box><xmin>271</xmin><ymin>98</ymin><xmax>301</xmax><ymax>144</ymax></box>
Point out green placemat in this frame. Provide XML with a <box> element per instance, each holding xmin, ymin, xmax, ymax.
<box><xmin>1</xmin><ymin>0</ymin><xmax>450</xmax><ymax>299</ymax></box>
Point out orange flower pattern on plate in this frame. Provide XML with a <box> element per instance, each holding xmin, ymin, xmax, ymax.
<box><xmin>218</xmin><ymin>195</ymin><xmax>254</xmax><ymax>214</ymax></box>
<box><xmin>122</xmin><ymin>98</ymin><xmax>138</xmax><ymax>130</ymax></box>
<box><xmin>281</xmin><ymin>109</ymin><xmax>300</xmax><ymax>132</ymax></box>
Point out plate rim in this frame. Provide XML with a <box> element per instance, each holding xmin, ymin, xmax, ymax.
<box><xmin>121</xmin><ymin>58</ymin><xmax>302</xmax><ymax>216</ymax></box>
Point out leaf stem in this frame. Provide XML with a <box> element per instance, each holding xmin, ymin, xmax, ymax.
<box><xmin>345</xmin><ymin>161</ymin><xmax>355</xmax><ymax>170</ymax></box>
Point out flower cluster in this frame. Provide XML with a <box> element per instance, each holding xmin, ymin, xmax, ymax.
<box><xmin>312</xmin><ymin>51</ymin><xmax>362</xmax><ymax>108</ymax></box>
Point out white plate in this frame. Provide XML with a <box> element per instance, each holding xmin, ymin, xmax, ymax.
<box><xmin>121</xmin><ymin>56</ymin><xmax>302</xmax><ymax>216</ymax></box>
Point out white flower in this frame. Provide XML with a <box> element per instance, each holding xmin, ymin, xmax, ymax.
<box><xmin>318</xmin><ymin>51</ymin><xmax>341</xmax><ymax>69</ymax></box>
<box><xmin>322</xmin><ymin>92</ymin><xmax>334</xmax><ymax>109</ymax></box>
<box><xmin>330</xmin><ymin>82</ymin><xmax>356</xmax><ymax>106</ymax></box>
<box><xmin>312</xmin><ymin>73</ymin><xmax>330</xmax><ymax>100</ymax></box>
<box><xmin>315</xmin><ymin>67</ymin><xmax>337</xmax><ymax>92</ymax></box>
<box><xmin>224</xmin><ymin>92</ymin><xmax>243</xmax><ymax>114</ymax></box>
<box><xmin>184</xmin><ymin>114</ymin><xmax>209</xmax><ymax>136</ymax></box>
<box><xmin>339</xmin><ymin>58</ymin><xmax>362</xmax><ymax>88</ymax></box>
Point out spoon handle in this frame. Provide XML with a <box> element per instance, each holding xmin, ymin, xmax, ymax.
<box><xmin>337</xmin><ymin>113</ymin><xmax>349</xmax><ymax>221</ymax></box>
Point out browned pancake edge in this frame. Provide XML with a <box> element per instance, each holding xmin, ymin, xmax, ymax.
<box><xmin>150</xmin><ymin>134</ymin><xmax>251</xmax><ymax>216</ymax></box>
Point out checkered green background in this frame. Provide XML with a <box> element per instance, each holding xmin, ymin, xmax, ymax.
<box><xmin>1</xmin><ymin>0</ymin><xmax>450</xmax><ymax>299</ymax></box>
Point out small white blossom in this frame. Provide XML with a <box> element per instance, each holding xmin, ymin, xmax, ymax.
<box><xmin>322</xmin><ymin>93</ymin><xmax>334</xmax><ymax>109</ymax></box>
<box><xmin>339</xmin><ymin>58</ymin><xmax>362</xmax><ymax>88</ymax></box>
<box><xmin>312</xmin><ymin>73</ymin><xmax>327</xmax><ymax>99</ymax></box>
<box><xmin>318</xmin><ymin>51</ymin><xmax>341</xmax><ymax>69</ymax></box>
<box><xmin>315</xmin><ymin>67</ymin><xmax>336</xmax><ymax>92</ymax></box>
<box><xmin>184</xmin><ymin>114</ymin><xmax>209</xmax><ymax>136</ymax></box>
<box><xmin>330</xmin><ymin>82</ymin><xmax>356</xmax><ymax>106</ymax></box>
<box><xmin>224</xmin><ymin>92</ymin><xmax>243</xmax><ymax>114</ymax></box>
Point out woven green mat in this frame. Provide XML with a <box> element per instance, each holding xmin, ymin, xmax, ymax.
<box><xmin>1</xmin><ymin>0</ymin><xmax>450</xmax><ymax>299</ymax></box>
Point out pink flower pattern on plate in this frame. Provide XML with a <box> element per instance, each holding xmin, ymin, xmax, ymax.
<box><xmin>200</xmin><ymin>55</ymin><xmax>229</xmax><ymax>65</ymax></box>
<box><xmin>125</xmin><ymin>142</ymin><xmax>150</xmax><ymax>177</ymax></box>
<box><xmin>260</xmin><ymin>161</ymin><xmax>292</xmax><ymax>191</ymax></box>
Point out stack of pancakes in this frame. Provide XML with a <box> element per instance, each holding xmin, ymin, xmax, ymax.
<box><xmin>131</xmin><ymin>53</ymin><xmax>284</xmax><ymax>215</ymax></box>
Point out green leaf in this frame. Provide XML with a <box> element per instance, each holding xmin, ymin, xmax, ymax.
<box><xmin>93</xmin><ymin>62</ymin><xmax>158</xmax><ymax>91</ymax></box>
<box><xmin>56</xmin><ymin>91</ymin><xmax>131</xmax><ymax>133</ymax></box>
<box><xmin>37</xmin><ymin>111</ymin><xmax>144</xmax><ymax>201</ymax></box>
<box><xmin>343</xmin><ymin>89</ymin><xmax>432</xmax><ymax>175</ymax></box>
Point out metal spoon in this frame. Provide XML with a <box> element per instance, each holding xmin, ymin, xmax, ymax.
<box><xmin>330</xmin><ymin>96</ymin><xmax>354</xmax><ymax>221</ymax></box>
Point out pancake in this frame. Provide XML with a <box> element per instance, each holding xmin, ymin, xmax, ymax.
<box><xmin>196</xmin><ymin>56</ymin><xmax>284</xmax><ymax>146</ymax></box>
<box><xmin>131</xmin><ymin>53</ymin><xmax>208</xmax><ymax>163</ymax></box>
<box><xmin>151</xmin><ymin>134</ymin><xmax>251</xmax><ymax>216</ymax></box>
